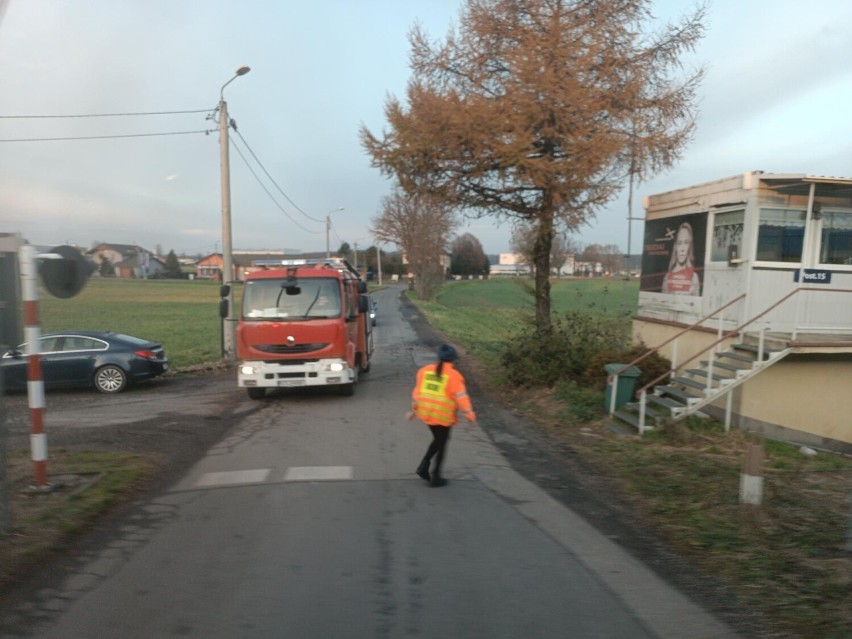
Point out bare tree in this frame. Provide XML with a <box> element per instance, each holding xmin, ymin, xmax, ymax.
<box><xmin>361</xmin><ymin>0</ymin><xmax>706</xmax><ymax>329</ymax></box>
<box><xmin>599</xmin><ymin>244</ymin><xmax>624</xmax><ymax>276</ymax></box>
<box><xmin>550</xmin><ymin>233</ymin><xmax>579</xmax><ymax>278</ymax></box>
<box><xmin>578</xmin><ymin>242</ymin><xmax>622</xmax><ymax>276</ymax></box>
<box><xmin>371</xmin><ymin>188</ymin><xmax>458</xmax><ymax>299</ymax></box>
<box><xmin>509</xmin><ymin>224</ymin><xmax>536</xmax><ymax>274</ymax></box>
<box><xmin>511</xmin><ymin>223</ymin><xmax>578</xmax><ymax>278</ymax></box>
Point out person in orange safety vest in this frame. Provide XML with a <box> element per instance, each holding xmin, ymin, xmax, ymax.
<box><xmin>407</xmin><ymin>344</ymin><xmax>476</xmax><ymax>487</ymax></box>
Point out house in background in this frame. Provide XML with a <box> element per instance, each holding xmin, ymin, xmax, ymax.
<box><xmin>195</xmin><ymin>253</ymin><xmax>225</xmax><ymax>280</ymax></box>
<box><xmin>489</xmin><ymin>253</ymin><xmax>530</xmax><ymax>276</ymax></box>
<box><xmin>87</xmin><ymin>243</ymin><xmax>165</xmax><ymax>279</ymax></box>
<box><xmin>620</xmin><ymin>171</ymin><xmax>852</xmax><ymax>452</ymax></box>
<box><xmin>489</xmin><ymin>252</ymin><xmax>576</xmax><ymax>277</ymax></box>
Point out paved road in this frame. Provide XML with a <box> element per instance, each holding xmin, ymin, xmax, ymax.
<box><xmin>0</xmin><ymin>286</ymin><xmax>740</xmax><ymax>638</ymax></box>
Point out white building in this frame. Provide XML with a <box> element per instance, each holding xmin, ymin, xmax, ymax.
<box><xmin>617</xmin><ymin>171</ymin><xmax>852</xmax><ymax>452</ymax></box>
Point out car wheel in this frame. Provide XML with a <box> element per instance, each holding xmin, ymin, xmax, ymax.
<box><xmin>247</xmin><ymin>388</ymin><xmax>265</xmax><ymax>400</ymax></box>
<box><xmin>94</xmin><ymin>365</ymin><xmax>127</xmax><ymax>393</ymax></box>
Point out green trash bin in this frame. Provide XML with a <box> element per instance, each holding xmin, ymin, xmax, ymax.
<box><xmin>604</xmin><ymin>363</ymin><xmax>641</xmax><ymax>411</ymax></box>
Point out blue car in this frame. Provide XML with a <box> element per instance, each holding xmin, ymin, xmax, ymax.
<box><xmin>1</xmin><ymin>330</ymin><xmax>169</xmax><ymax>394</ymax></box>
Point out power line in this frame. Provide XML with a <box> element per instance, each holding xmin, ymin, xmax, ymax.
<box><xmin>331</xmin><ymin>221</ymin><xmax>346</xmax><ymax>249</ymax></box>
<box><xmin>232</xmin><ymin>128</ymin><xmax>322</xmax><ymax>223</ymax></box>
<box><xmin>229</xmin><ymin>136</ymin><xmax>320</xmax><ymax>235</ymax></box>
<box><xmin>0</xmin><ymin>129</ymin><xmax>216</xmax><ymax>143</ymax></box>
<box><xmin>0</xmin><ymin>108</ymin><xmax>214</xmax><ymax>119</ymax></box>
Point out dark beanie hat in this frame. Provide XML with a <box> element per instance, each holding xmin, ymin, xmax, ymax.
<box><xmin>438</xmin><ymin>344</ymin><xmax>458</xmax><ymax>362</ymax></box>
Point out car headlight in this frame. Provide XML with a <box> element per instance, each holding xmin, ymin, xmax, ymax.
<box><xmin>240</xmin><ymin>365</ymin><xmax>256</xmax><ymax>375</ymax></box>
<box><xmin>329</xmin><ymin>362</ymin><xmax>344</xmax><ymax>372</ymax></box>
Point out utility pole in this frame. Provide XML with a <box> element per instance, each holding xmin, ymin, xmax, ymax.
<box><xmin>218</xmin><ymin>65</ymin><xmax>250</xmax><ymax>361</ymax></box>
<box><xmin>326</xmin><ymin>215</ymin><xmax>331</xmax><ymax>258</ymax></box>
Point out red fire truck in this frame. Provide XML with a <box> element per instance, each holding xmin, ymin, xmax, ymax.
<box><xmin>236</xmin><ymin>258</ymin><xmax>373</xmax><ymax>399</ymax></box>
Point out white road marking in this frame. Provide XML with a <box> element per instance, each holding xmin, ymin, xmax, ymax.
<box><xmin>195</xmin><ymin>469</ymin><xmax>271</xmax><ymax>488</ymax></box>
<box><xmin>284</xmin><ymin>466</ymin><xmax>353</xmax><ymax>482</ymax></box>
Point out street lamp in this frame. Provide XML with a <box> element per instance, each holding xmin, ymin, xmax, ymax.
<box><xmin>219</xmin><ymin>64</ymin><xmax>250</xmax><ymax>361</ymax></box>
<box><xmin>325</xmin><ymin>207</ymin><xmax>344</xmax><ymax>258</ymax></box>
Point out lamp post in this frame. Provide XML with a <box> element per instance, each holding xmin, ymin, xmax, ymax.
<box><xmin>325</xmin><ymin>207</ymin><xmax>344</xmax><ymax>258</ymax></box>
<box><xmin>219</xmin><ymin>64</ymin><xmax>250</xmax><ymax>361</ymax></box>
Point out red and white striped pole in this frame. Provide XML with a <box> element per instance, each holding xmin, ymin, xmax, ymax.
<box><xmin>19</xmin><ymin>244</ymin><xmax>49</xmax><ymax>489</ymax></box>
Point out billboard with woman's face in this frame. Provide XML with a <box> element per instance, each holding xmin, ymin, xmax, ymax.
<box><xmin>640</xmin><ymin>213</ymin><xmax>707</xmax><ymax>296</ymax></box>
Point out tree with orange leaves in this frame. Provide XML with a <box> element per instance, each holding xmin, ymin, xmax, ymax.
<box><xmin>361</xmin><ymin>0</ymin><xmax>706</xmax><ymax>330</ymax></box>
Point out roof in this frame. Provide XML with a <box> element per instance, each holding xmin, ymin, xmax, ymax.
<box><xmin>753</xmin><ymin>173</ymin><xmax>852</xmax><ymax>197</ymax></box>
<box><xmin>88</xmin><ymin>243</ymin><xmax>145</xmax><ymax>257</ymax></box>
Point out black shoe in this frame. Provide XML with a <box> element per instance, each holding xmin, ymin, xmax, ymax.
<box><xmin>430</xmin><ymin>477</ymin><xmax>447</xmax><ymax>487</ymax></box>
<box><xmin>416</xmin><ymin>466</ymin><xmax>431</xmax><ymax>482</ymax></box>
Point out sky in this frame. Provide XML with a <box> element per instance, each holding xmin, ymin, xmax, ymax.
<box><xmin>2</xmin><ymin>0</ymin><xmax>852</xmax><ymax>259</ymax></box>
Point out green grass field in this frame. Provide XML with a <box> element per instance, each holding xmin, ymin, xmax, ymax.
<box><xmin>437</xmin><ymin>276</ymin><xmax>638</xmax><ymax>316</ymax></box>
<box><xmin>36</xmin><ymin>278</ymin><xmax>227</xmax><ymax>370</ymax></box>
<box><xmin>29</xmin><ymin>276</ymin><xmax>638</xmax><ymax>373</ymax></box>
<box><xmin>415</xmin><ymin>277</ymin><xmax>638</xmax><ymax>369</ymax></box>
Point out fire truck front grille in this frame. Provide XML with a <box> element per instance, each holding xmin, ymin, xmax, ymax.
<box><xmin>261</xmin><ymin>359</ymin><xmax>316</xmax><ymax>366</ymax></box>
<box><xmin>255</xmin><ymin>342</ymin><xmax>329</xmax><ymax>354</ymax></box>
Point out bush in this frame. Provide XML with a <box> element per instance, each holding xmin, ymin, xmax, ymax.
<box><xmin>582</xmin><ymin>344</ymin><xmax>672</xmax><ymax>395</ymax></box>
<box><xmin>501</xmin><ymin>310</ymin><xmax>630</xmax><ymax>388</ymax></box>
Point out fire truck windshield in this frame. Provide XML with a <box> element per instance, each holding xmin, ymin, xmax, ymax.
<box><xmin>243</xmin><ymin>278</ymin><xmax>341</xmax><ymax>319</ymax></box>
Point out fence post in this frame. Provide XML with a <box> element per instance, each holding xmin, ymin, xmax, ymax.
<box><xmin>739</xmin><ymin>443</ymin><xmax>764</xmax><ymax>505</ymax></box>
<box><xmin>19</xmin><ymin>245</ymin><xmax>49</xmax><ymax>490</ymax></box>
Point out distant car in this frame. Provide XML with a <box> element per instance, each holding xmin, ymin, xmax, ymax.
<box><xmin>369</xmin><ymin>299</ymin><xmax>377</xmax><ymax>326</ymax></box>
<box><xmin>1</xmin><ymin>330</ymin><xmax>169</xmax><ymax>394</ymax></box>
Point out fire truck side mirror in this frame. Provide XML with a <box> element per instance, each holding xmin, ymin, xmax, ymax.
<box><xmin>220</xmin><ymin>284</ymin><xmax>231</xmax><ymax>297</ymax></box>
<box><xmin>357</xmin><ymin>281</ymin><xmax>367</xmax><ymax>294</ymax></box>
<box><xmin>358</xmin><ymin>296</ymin><xmax>369</xmax><ymax>313</ymax></box>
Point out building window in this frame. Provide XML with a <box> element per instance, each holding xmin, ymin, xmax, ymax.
<box><xmin>711</xmin><ymin>209</ymin><xmax>744</xmax><ymax>262</ymax></box>
<box><xmin>756</xmin><ymin>208</ymin><xmax>805</xmax><ymax>262</ymax></box>
<box><xmin>820</xmin><ymin>211</ymin><xmax>852</xmax><ymax>265</ymax></box>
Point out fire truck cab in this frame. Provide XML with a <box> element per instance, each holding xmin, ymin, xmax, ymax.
<box><xmin>236</xmin><ymin>258</ymin><xmax>373</xmax><ymax>399</ymax></box>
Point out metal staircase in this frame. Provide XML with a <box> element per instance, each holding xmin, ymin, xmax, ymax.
<box><xmin>606</xmin><ymin>287</ymin><xmax>852</xmax><ymax>436</ymax></box>
<box><xmin>609</xmin><ymin>337</ymin><xmax>793</xmax><ymax>435</ymax></box>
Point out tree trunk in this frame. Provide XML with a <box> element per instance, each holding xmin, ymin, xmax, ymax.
<box><xmin>415</xmin><ymin>261</ymin><xmax>443</xmax><ymax>301</ymax></box>
<box><xmin>532</xmin><ymin>202</ymin><xmax>554</xmax><ymax>331</ymax></box>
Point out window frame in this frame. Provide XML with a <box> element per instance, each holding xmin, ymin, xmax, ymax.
<box><xmin>817</xmin><ymin>209</ymin><xmax>852</xmax><ymax>268</ymax></box>
<box><xmin>754</xmin><ymin>206</ymin><xmax>807</xmax><ymax>266</ymax></box>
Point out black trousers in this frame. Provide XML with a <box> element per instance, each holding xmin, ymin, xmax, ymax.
<box><xmin>421</xmin><ymin>425</ymin><xmax>451</xmax><ymax>476</ymax></box>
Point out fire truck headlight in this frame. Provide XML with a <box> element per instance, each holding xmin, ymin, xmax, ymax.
<box><xmin>240</xmin><ymin>365</ymin><xmax>256</xmax><ymax>375</ymax></box>
<box><xmin>329</xmin><ymin>362</ymin><xmax>344</xmax><ymax>372</ymax></box>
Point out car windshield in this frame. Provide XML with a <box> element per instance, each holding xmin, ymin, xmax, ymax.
<box><xmin>243</xmin><ymin>277</ymin><xmax>341</xmax><ymax>319</ymax></box>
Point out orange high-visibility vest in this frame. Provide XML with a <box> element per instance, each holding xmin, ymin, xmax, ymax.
<box><xmin>412</xmin><ymin>362</ymin><xmax>473</xmax><ymax>426</ymax></box>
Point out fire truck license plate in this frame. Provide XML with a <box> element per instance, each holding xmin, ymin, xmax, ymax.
<box><xmin>278</xmin><ymin>380</ymin><xmax>305</xmax><ymax>387</ymax></box>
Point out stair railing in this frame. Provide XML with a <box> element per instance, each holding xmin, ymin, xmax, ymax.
<box><xmin>633</xmin><ymin>286</ymin><xmax>852</xmax><ymax>432</ymax></box>
<box><xmin>606</xmin><ymin>293</ymin><xmax>746</xmax><ymax>415</ymax></box>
